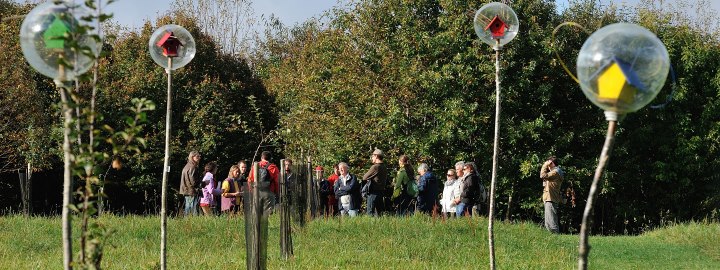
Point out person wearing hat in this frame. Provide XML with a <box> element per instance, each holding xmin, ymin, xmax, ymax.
<box><xmin>362</xmin><ymin>148</ymin><xmax>388</xmax><ymax>217</ymax></box>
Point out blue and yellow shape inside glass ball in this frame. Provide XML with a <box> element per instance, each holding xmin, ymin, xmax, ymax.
<box><xmin>593</xmin><ymin>56</ymin><xmax>646</xmax><ymax>107</ymax></box>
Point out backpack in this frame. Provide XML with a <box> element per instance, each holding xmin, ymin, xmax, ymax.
<box><xmin>258</xmin><ymin>163</ymin><xmax>271</xmax><ymax>183</ymax></box>
<box><xmin>405</xmin><ymin>178</ymin><xmax>418</xmax><ymax>197</ymax></box>
<box><xmin>478</xmin><ymin>181</ymin><xmax>487</xmax><ymax>203</ymax></box>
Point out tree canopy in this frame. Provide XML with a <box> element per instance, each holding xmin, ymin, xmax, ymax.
<box><xmin>0</xmin><ymin>0</ymin><xmax>717</xmax><ymax>234</ymax></box>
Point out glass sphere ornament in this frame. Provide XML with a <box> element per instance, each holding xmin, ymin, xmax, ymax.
<box><xmin>577</xmin><ymin>23</ymin><xmax>669</xmax><ymax>115</ymax></box>
<box><xmin>149</xmin><ymin>24</ymin><xmax>196</xmax><ymax>70</ymax></box>
<box><xmin>474</xmin><ymin>2</ymin><xmax>519</xmax><ymax>49</ymax></box>
<box><xmin>20</xmin><ymin>1</ymin><xmax>100</xmax><ymax>81</ymax></box>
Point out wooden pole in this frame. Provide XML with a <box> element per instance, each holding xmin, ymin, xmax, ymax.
<box><xmin>306</xmin><ymin>156</ymin><xmax>314</xmax><ymax>220</ymax></box>
<box><xmin>279</xmin><ymin>159</ymin><xmax>293</xmax><ymax>259</ymax></box>
<box><xmin>246</xmin><ymin>162</ymin><xmax>264</xmax><ymax>269</ymax></box>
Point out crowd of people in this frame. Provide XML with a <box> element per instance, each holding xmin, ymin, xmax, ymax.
<box><xmin>177</xmin><ymin>149</ymin><xmax>494</xmax><ymax>219</ymax></box>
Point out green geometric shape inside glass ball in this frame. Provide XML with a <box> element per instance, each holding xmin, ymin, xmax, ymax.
<box><xmin>20</xmin><ymin>1</ymin><xmax>99</xmax><ymax>81</ymax></box>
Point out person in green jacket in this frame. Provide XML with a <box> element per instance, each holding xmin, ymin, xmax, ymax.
<box><xmin>392</xmin><ymin>155</ymin><xmax>415</xmax><ymax>216</ymax></box>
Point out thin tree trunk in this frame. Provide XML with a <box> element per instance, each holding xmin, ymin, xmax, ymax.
<box><xmin>160</xmin><ymin>58</ymin><xmax>173</xmax><ymax>270</ymax></box>
<box><xmin>578</xmin><ymin>120</ymin><xmax>617</xmax><ymax>270</ymax></box>
<box><xmin>488</xmin><ymin>41</ymin><xmax>501</xmax><ymax>270</ymax></box>
<box><xmin>59</xmin><ymin>82</ymin><xmax>74</xmax><ymax>270</ymax></box>
<box><xmin>505</xmin><ymin>188</ymin><xmax>513</xmax><ymax>221</ymax></box>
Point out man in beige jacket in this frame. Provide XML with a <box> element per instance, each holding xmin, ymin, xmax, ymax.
<box><xmin>540</xmin><ymin>156</ymin><xmax>564</xmax><ymax>233</ymax></box>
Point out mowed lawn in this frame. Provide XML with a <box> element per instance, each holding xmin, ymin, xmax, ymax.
<box><xmin>1</xmin><ymin>214</ymin><xmax>718</xmax><ymax>269</ymax></box>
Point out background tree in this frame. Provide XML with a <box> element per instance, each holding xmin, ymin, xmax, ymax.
<box><xmin>96</xmin><ymin>13</ymin><xmax>276</xmax><ymax>214</ymax></box>
<box><xmin>256</xmin><ymin>0</ymin><xmax>720</xmax><ymax>234</ymax></box>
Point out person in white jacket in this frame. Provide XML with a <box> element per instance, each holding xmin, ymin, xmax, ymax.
<box><xmin>440</xmin><ymin>169</ymin><xmax>459</xmax><ymax>218</ymax></box>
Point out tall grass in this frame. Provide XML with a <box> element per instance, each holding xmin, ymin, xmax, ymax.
<box><xmin>0</xmin><ymin>215</ymin><xmax>717</xmax><ymax>269</ymax></box>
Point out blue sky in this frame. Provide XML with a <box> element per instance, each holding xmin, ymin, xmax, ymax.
<box><xmin>106</xmin><ymin>0</ymin><xmax>720</xmax><ymax>29</ymax></box>
<box><xmin>107</xmin><ymin>0</ymin><xmax>343</xmax><ymax>30</ymax></box>
<box><xmin>16</xmin><ymin>0</ymin><xmax>720</xmax><ymax>31</ymax></box>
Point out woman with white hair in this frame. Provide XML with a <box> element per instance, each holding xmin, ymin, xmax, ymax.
<box><xmin>440</xmin><ymin>169</ymin><xmax>459</xmax><ymax>218</ymax></box>
<box><xmin>416</xmin><ymin>163</ymin><xmax>439</xmax><ymax>214</ymax></box>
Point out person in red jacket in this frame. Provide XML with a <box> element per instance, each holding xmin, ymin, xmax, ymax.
<box><xmin>248</xmin><ymin>151</ymin><xmax>280</xmax><ymax>196</ymax></box>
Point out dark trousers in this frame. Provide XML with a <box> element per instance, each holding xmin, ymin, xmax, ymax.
<box><xmin>394</xmin><ymin>193</ymin><xmax>413</xmax><ymax>216</ymax></box>
<box><xmin>366</xmin><ymin>193</ymin><xmax>384</xmax><ymax>217</ymax></box>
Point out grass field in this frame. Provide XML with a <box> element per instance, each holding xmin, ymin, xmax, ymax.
<box><xmin>0</xmin><ymin>214</ymin><xmax>718</xmax><ymax>269</ymax></box>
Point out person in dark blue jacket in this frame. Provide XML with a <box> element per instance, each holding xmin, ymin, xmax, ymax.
<box><xmin>416</xmin><ymin>163</ymin><xmax>438</xmax><ymax>214</ymax></box>
<box><xmin>333</xmin><ymin>162</ymin><xmax>361</xmax><ymax>217</ymax></box>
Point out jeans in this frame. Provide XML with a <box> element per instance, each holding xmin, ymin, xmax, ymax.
<box><xmin>340</xmin><ymin>204</ymin><xmax>358</xmax><ymax>217</ymax></box>
<box><xmin>455</xmin><ymin>202</ymin><xmax>465</xmax><ymax>217</ymax></box>
<box><xmin>184</xmin><ymin>195</ymin><xmax>199</xmax><ymax>216</ymax></box>
<box><xmin>366</xmin><ymin>194</ymin><xmax>383</xmax><ymax>217</ymax></box>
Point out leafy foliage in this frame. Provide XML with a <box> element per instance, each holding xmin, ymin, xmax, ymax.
<box><xmin>257</xmin><ymin>0</ymin><xmax>720</xmax><ymax>234</ymax></box>
<box><xmin>97</xmin><ymin>13</ymin><xmax>277</xmax><ymax>213</ymax></box>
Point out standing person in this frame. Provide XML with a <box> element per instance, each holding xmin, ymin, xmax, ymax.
<box><xmin>326</xmin><ymin>164</ymin><xmax>340</xmax><ymax>216</ymax></box>
<box><xmin>179</xmin><ymin>151</ymin><xmax>202</xmax><ymax>216</ymax></box>
<box><xmin>282</xmin><ymin>159</ymin><xmax>296</xmax><ymax>206</ymax></box>
<box><xmin>362</xmin><ymin>148</ymin><xmax>388</xmax><ymax>217</ymax></box>
<box><xmin>199</xmin><ymin>162</ymin><xmax>218</xmax><ymax>216</ymax></box>
<box><xmin>416</xmin><ymin>163</ymin><xmax>439</xmax><ymax>215</ymax></box>
<box><xmin>248</xmin><ymin>151</ymin><xmax>280</xmax><ymax>212</ymax></box>
<box><xmin>392</xmin><ymin>155</ymin><xmax>414</xmax><ymax>216</ymax></box>
<box><xmin>334</xmin><ymin>162</ymin><xmax>360</xmax><ymax>217</ymax></box>
<box><xmin>440</xmin><ymin>169</ymin><xmax>459</xmax><ymax>218</ymax></box>
<box><xmin>237</xmin><ymin>160</ymin><xmax>248</xmax><ymax>187</ymax></box>
<box><xmin>540</xmin><ymin>156</ymin><xmax>564</xmax><ymax>233</ymax></box>
<box><xmin>316</xmin><ymin>166</ymin><xmax>333</xmax><ymax>217</ymax></box>
<box><xmin>452</xmin><ymin>161</ymin><xmax>465</xmax><ymax>216</ymax></box>
<box><xmin>455</xmin><ymin>162</ymin><xmax>481</xmax><ymax>217</ymax></box>
<box><xmin>247</xmin><ymin>151</ymin><xmax>280</xmax><ymax>197</ymax></box>
<box><xmin>221</xmin><ymin>165</ymin><xmax>242</xmax><ymax>215</ymax></box>
<box><xmin>236</xmin><ymin>160</ymin><xmax>248</xmax><ymax>212</ymax></box>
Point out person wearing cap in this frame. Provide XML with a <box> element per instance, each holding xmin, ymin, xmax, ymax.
<box><xmin>362</xmin><ymin>148</ymin><xmax>388</xmax><ymax>216</ymax></box>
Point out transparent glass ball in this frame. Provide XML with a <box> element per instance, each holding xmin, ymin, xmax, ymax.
<box><xmin>577</xmin><ymin>23</ymin><xmax>669</xmax><ymax>114</ymax></box>
<box><xmin>148</xmin><ymin>24</ymin><xmax>196</xmax><ymax>70</ymax></box>
<box><xmin>474</xmin><ymin>2</ymin><xmax>519</xmax><ymax>49</ymax></box>
<box><xmin>20</xmin><ymin>1</ymin><xmax>100</xmax><ymax>80</ymax></box>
